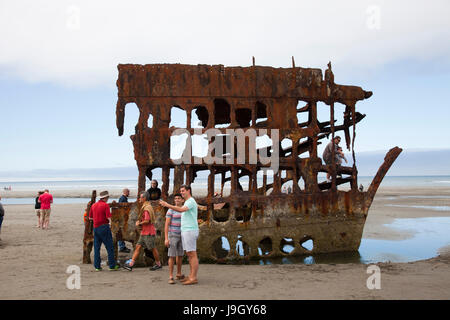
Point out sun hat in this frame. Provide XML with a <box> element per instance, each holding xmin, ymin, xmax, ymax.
<box><xmin>99</xmin><ymin>191</ymin><xmax>110</xmax><ymax>199</ymax></box>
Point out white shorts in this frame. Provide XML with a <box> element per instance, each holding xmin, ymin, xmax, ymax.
<box><xmin>181</xmin><ymin>230</ymin><xmax>199</xmax><ymax>252</ymax></box>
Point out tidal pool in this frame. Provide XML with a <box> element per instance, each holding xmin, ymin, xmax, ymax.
<box><xmin>228</xmin><ymin>217</ymin><xmax>450</xmax><ymax>265</ymax></box>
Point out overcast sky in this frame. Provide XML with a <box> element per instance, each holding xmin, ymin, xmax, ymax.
<box><xmin>0</xmin><ymin>0</ymin><xmax>449</xmax><ymax>173</ymax></box>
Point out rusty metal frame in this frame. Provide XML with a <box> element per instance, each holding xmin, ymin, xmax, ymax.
<box><xmin>82</xmin><ymin>62</ymin><xmax>401</xmax><ymax>264</ymax></box>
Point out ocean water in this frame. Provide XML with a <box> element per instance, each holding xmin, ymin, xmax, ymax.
<box><xmin>1</xmin><ymin>175</ymin><xmax>449</xmax><ymax>194</ymax></box>
<box><xmin>0</xmin><ymin>179</ymin><xmax>139</xmax><ymax>192</ymax></box>
<box><xmin>249</xmin><ymin>217</ymin><xmax>450</xmax><ymax>265</ymax></box>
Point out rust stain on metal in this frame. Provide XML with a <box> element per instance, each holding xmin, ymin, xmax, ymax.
<box><xmin>81</xmin><ymin>62</ymin><xmax>402</xmax><ymax>265</ymax></box>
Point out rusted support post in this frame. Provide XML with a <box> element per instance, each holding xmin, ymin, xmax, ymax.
<box><xmin>207</xmin><ymin>167</ymin><xmax>214</xmax><ymax>222</ymax></box>
<box><xmin>273</xmin><ymin>171</ymin><xmax>281</xmax><ymax>194</ymax></box>
<box><xmin>187</xmin><ymin>109</ymin><xmax>192</xmax><ymax>129</ymax></box>
<box><xmin>220</xmin><ymin>171</ymin><xmax>226</xmax><ymax>196</ymax></box>
<box><xmin>262</xmin><ymin>171</ymin><xmax>267</xmax><ymax>195</ymax></box>
<box><xmin>173</xmin><ymin>166</ymin><xmax>184</xmax><ymax>194</ymax></box>
<box><xmin>310</xmin><ymin>101</ymin><xmax>318</xmax><ymax>158</ymax></box>
<box><xmin>330</xmin><ymin>102</ymin><xmax>337</xmax><ymax>191</ymax></box>
<box><xmin>208</xmin><ymin>167</ymin><xmax>214</xmax><ymax>198</ymax></box>
<box><xmin>82</xmin><ymin>190</ymin><xmax>96</xmax><ymax>264</ymax></box>
<box><xmin>366</xmin><ymin>147</ymin><xmax>402</xmax><ymax>208</ymax></box>
<box><xmin>251</xmin><ymin>168</ymin><xmax>257</xmax><ymax>194</ymax></box>
<box><xmin>138</xmin><ymin>166</ymin><xmax>146</xmax><ymax>194</ymax></box>
<box><xmin>186</xmin><ymin>166</ymin><xmax>193</xmax><ymax>185</ymax></box>
<box><xmin>350</xmin><ymin>102</ymin><xmax>358</xmax><ymax>190</ymax></box>
<box><xmin>231</xmin><ymin>167</ymin><xmax>237</xmax><ymax>193</ymax></box>
<box><xmin>161</xmin><ymin>166</ymin><xmax>169</xmax><ymax>200</ymax></box>
<box><xmin>293</xmin><ymin>165</ymin><xmax>301</xmax><ymax>193</ymax></box>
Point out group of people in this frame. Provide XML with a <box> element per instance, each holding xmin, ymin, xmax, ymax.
<box><xmin>34</xmin><ymin>189</ymin><xmax>53</xmax><ymax>229</ymax></box>
<box><xmin>89</xmin><ymin>182</ymin><xmax>200</xmax><ymax>285</ymax></box>
<box><xmin>322</xmin><ymin>136</ymin><xmax>348</xmax><ymax>182</ymax></box>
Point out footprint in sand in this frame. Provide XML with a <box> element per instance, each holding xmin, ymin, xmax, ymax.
<box><xmin>228</xmin><ymin>280</ymin><xmax>259</xmax><ymax>290</ymax></box>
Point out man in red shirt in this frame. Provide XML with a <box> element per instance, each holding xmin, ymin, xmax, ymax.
<box><xmin>123</xmin><ymin>191</ymin><xmax>162</xmax><ymax>271</ymax></box>
<box><xmin>38</xmin><ymin>189</ymin><xmax>53</xmax><ymax>229</ymax></box>
<box><xmin>89</xmin><ymin>191</ymin><xmax>119</xmax><ymax>271</ymax></box>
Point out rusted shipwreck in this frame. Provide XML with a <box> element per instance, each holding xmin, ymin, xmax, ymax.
<box><xmin>83</xmin><ymin>61</ymin><xmax>401</xmax><ymax>265</ymax></box>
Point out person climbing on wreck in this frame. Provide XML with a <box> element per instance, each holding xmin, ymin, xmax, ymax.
<box><xmin>322</xmin><ymin>136</ymin><xmax>341</xmax><ymax>182</ymax></box>
<box><xmin>160</xmin><ymin>185</ymin><xmax>199</xmax><ymax>285</ymax></box>
<box><xmin>123</xmin><ymin>191</ymin><xmax>162</xmax><ymax>271</ymax></box>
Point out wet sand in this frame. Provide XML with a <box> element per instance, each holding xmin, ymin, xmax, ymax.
<box><xmin>0</xmin><ymin>187</ymin><xmax>449</xmax><ymax>300</ymax></box>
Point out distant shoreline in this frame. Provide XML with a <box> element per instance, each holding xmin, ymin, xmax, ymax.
<box><xmin>1</xmin><ymin>174</ymin><xmax>450</xmax><ymax>184</ymax></box>
<box><xmin>1</xmin><ymin>185</ymin><xmax>450</xmax><ymax>200</ymax></box>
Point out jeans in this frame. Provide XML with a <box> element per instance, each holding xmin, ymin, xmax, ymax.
<box><xmin>93</xmin><ymin>224</ymin><xmax>116</xmax><ymax>269</ymax></box>
<box><xmin>0</xmin><ymin>216</ymin><xmax>3</xmax><ymax>231</ymax></box>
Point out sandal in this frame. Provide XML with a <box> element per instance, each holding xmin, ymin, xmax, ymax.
<box><xmin>168</xmin><ymin>278</ymin><xmax>175</xmax><ymax>284</ymax></box>
<box><xmin>176</xmin><ymin>274</ymin><xmax>186</xmax><ymax>280</ymax></box>
<box><xmin>182</xmin><ymin>279</ymin><xmax>198</xmax><ymax>285</ymax></box>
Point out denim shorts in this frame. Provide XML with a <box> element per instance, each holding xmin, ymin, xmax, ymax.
<box><xmin>181</xmin><ymin>230</ymin><xmax>199</xmax><ymax>252</ymax></box>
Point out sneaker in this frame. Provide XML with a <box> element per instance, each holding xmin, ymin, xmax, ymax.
<box><xmin>95</xmin><ymin>267</ymin><xmax>103</xmax><ymax>272</ymax></box>
<box><xmin>123</xmin><ymin>261</ymin><xmax>133</xmax><ymax>271</ymax></box>
<box><xmin>119</xmin><ymin>247</ymin><xmax>131</xmax><ymax>253</ymax></box>
<box><xmin>109</xmin><ymin>265</ymin><xmax>120</xmax><ymax>271</ymax></box>
<box><xmin>149</xmin><ymin>263</ymin><xmax>162</xmax><ymax>271</ymax></box>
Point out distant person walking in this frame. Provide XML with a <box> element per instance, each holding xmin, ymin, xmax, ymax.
<box><xmin>322</xmin><ymin>136</ymin><xmax>341</xmax><ymax>182</ymax></box>
<box><xmin>35</xmin><ymin>191</ymin><xmax>44</xmax><ymax>228</ymax></box>
<box><xmin>117</xmin><ymin>188</ymin><xmax>131</xmax><ymax>253</ymax></box>
<box><xmin>147</xmin><ymin>180</ymin><xmax>162</xmax><ymax>200</ymax></box>
<box><xmin>123</xmin><ymin>191</ymin><xmax>162</xmax><ymax>271</ymax></box>
<box><xmin>164</xmin><ymin>193</ymin><xmax>185</xmax><ymax>284</ymax></box>
<box><xmin>89</xmin><ymin>191</ymin><xmax>119</xmax><ymax>271</ymax></box>
<box><xmin>39</xmin><ymin>189</ymin><xmax>53</xmax><ymax>229</ymax></box>
<box><xmin>160</xmin><ymin>184</ymin><xmax>199</xmax><ymax>285</ymax></box>
<box><xmin>0</xmin><ymin>195</ymin><xmax>4</xmax><ymax>241</ymax></box>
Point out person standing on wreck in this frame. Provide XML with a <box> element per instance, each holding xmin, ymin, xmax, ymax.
<box><xmin>160</xmin><ymin>184</ymin><xmax>199</xmax><ymax>285</ymax></box>
<box><xmin>147</xmin><ymin>180</ymin><xmax>162</xmax><ymax>200</ymax></box>
<box><xmin>322</xmin><ymin>136</ymin><xmax>341</xmax><ymax>182</ymax></box>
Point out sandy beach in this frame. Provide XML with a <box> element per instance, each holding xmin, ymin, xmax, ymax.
<box><xmin>0</xmin><ymin>186</ymin><xmax>449</xmax><ymax>300</ymax></box>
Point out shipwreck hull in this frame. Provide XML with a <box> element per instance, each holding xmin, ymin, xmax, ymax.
<box><xmin>82</xmin><ymin>61</ymin><xmax>402</xmax><ymax>265</ymax></box>
<box><xmin>197</xmin><ymin>192</ymin><xmax>369</xmax><ymax>262</ymax></box>
<box><xmin>83</xmin><ymin>189</ymin><xmax>372</xmax><ymax>264</ymax></box>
